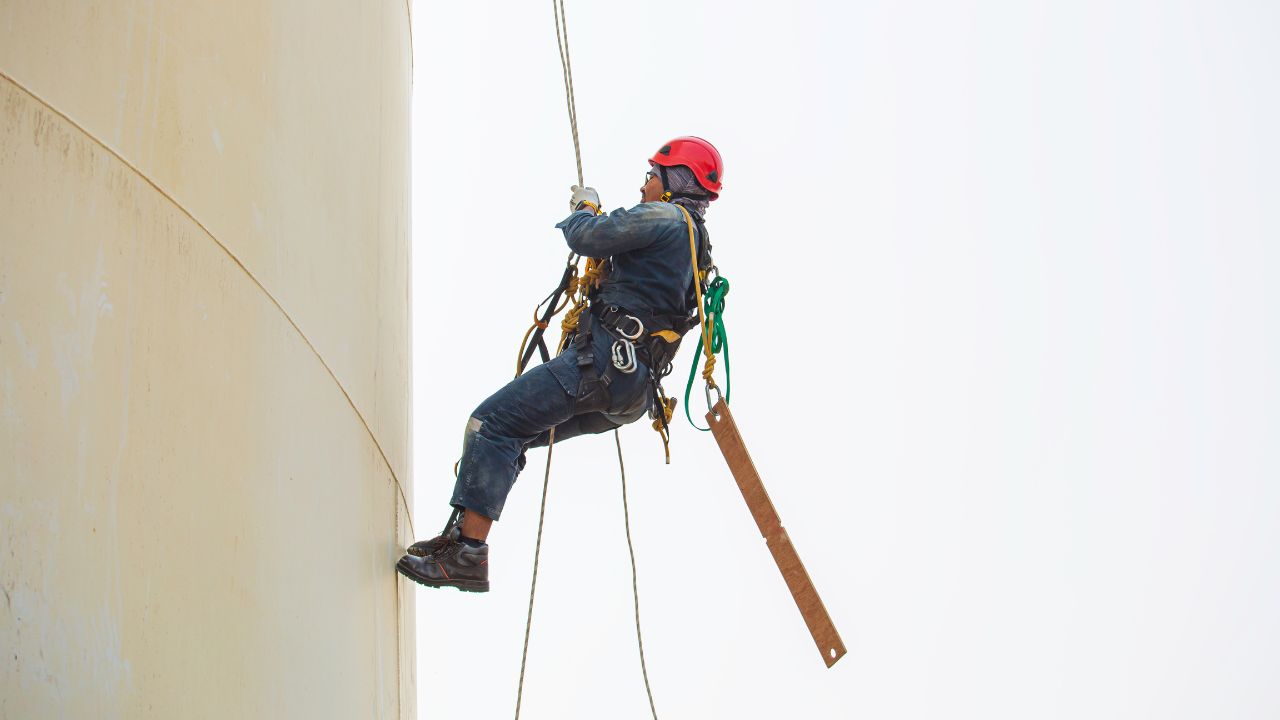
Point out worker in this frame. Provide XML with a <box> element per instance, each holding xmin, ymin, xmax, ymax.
<box><xmin>396</xmin><ymin>137</ymin><xmax>724</xmax><ymax>592</ymax></box>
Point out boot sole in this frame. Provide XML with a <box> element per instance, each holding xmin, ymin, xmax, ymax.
<box><xmin>396</xmin><ymin>557</ymin><xmax>489</xmax><ymax>593</ymax></box>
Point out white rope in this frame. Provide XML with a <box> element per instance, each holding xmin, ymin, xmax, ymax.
<box><xmin>552</xmin><ymin>0</ymin><xmax>584</xmax><ymax>186</ymax></box>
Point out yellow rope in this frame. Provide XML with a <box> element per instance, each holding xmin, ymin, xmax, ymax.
<box><xmin>650</xmin><ymin>390</ymin><xmax>675</xmax><ymax>464</ymax></box>
<box><xmin>558</xmin><ymin>256</ymin><xmax>604</xmax><ymax>350</ymax></box>
<box><xmin>675</xmin><ymin>205</ymin><xmax>718</xmax><ymax>390</ymax></box>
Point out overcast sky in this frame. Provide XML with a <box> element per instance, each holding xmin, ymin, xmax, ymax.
<box><xmin>408</xmin><ymin>2</ymin><xmax>1279</xmax><ymax>718</ymax></box>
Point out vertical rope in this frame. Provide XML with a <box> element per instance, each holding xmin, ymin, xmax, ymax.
<box><xmin>552</xmin><ymin>0</ymin><xmax>584</xmax><ymax>186</ymax></box>
<box><xmin>515</xmin><ymin>2</ymin><xmax>580</xmax><ymax>692</ymax></box>
<box><xmin>514</xmin><ymin>428</ymin><xmax>556</xmax><ymax>719</ymax></box>
<box><xmin>514</xmin><ymin>3</ymin><xmax>659</xmax><ymax>717</ymax></box>
<box><xmin>616</xmin><ymin>430</ymin><xmax>660</xmax><ymax>719</ymax></box>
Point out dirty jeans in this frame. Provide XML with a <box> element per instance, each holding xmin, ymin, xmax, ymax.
<box><xmin>450</xmin><ymin>325</ymin><xmax>651</xmax><ymax>521</ymax></box>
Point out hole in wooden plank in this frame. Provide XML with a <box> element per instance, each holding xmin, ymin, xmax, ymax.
<box><xmin>829</xmin><ymin>648</ymin><xmax>837</xmax><ymax>659</ymax></box>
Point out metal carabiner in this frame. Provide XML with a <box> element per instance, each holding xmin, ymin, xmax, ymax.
<box><xmin>705</xmin><ymin>383</ymin><xmax>724</xmax><ymax>416</ymax></box>
<box><xmin>611</xmin><ymin>339</ymin><xmax>638</xmax><ymax>374</ymax></box>
<box><xmin>616</xmin><ymin>314</ymin><xmax>644</xmax><ymax>341</ymax></box>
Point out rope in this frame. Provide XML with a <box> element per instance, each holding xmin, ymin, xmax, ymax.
<box><xmin>514</xmin><ymin>5</ymin><xmax>660</xmax><ymax>717</ymax></box>
<box><xmin>552</xmin><ymin>0</ymin><xmax>583</xmax><ymax>186</ymax></box>
<box><xmin>683</xmin><ymin>276</ymin><xmax>731</xmax><ymax>430</ymax></box>
<box><xmin>675</xmin><ymin>205</ymin><xmax>732</xmax><ymax>430</ymax></box>
<box><xmin>514</xmin><ymin>428</ymin><xmax>556</xmax><ymax>720</ymax></box>
<box><xmin>558</xmin><ymin>259</ymin><xmax>603</xmax><ymax>339</ymax></box>
<box><xmin>616</xmin><ymin>430</ymin><xmax>660</xmax><ymax>720</ymax></box>
<box><xmin>679</xmin><ymin>205</ymin><xmax>715</xmax><ymax>366</ymax></box>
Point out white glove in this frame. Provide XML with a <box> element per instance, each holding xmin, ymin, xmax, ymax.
<box><xmin>569</xmin><ymin>185</ymin><xmax>601</xmax><ymax>213</ymax></box>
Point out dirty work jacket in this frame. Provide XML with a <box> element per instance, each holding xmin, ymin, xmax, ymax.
<box><xmin>555</xmin><ymin>201</ymin><xmax>704</xmax><ymax>324</ymax></box>
<box><xmin>449</xmin><ymin>203</ymin><xmax>707</xmax><ymax>521</ymax></box>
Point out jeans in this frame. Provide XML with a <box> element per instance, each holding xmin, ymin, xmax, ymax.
<box><xmin>450</xmin><ymin>324</ymin><xmax>652</xmax><ymax>520</ymax></box>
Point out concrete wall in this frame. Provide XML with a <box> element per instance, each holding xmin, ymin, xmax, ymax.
<box><xmin>0</xmin><ymin>2</ymin><xmax>415</xmax><ymax>717</ymax></box>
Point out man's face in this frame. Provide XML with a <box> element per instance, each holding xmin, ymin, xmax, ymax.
<box><xmin>641</xmin><ymin>167</ymin><xmax>664</xmax><ymax>203</ymax></box>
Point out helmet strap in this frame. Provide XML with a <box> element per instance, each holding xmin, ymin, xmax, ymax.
<box><xmin>656</xmin><ymin>165</ymin><xmax>672</xmax><ymax>202</ymax></box>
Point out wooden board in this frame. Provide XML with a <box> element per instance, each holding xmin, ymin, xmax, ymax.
<box><xmin>707</xmin><ymin>399</ymin><xmax>847</xmax><ymax>668</ymax></box>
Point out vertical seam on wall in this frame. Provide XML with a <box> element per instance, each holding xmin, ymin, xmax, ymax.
<box><xmin>0</xmin><ymin>68</ymin><xmax>416</xmax><ymax>539</ymax></box>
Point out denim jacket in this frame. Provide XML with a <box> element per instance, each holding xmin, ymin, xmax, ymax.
<box><xmin>555</xmin><ymin>202</ymin><xmax>705</xmax><ymax>325</ymax></box>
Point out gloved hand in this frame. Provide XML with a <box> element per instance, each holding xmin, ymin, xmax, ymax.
<box><xmin>569</xmin><ymin>185</ymin><xmax>601</xmax><ymax>213</ymax></box>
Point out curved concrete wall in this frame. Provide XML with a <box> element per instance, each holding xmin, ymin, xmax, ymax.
<box><xmin>0</xmin><ymin>2</ymin><xmax>415</xmax><ymax>717</ymax></box>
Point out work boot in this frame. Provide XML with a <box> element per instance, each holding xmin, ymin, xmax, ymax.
<box><xmin>405</xmin><ymin>534</ymin><xmax>448</xmax><ymax>558</ymax></box>
<box><xmin>396</xmin><ymin>527</ymin><xmax>489</xmax><ymax>593</ymax></box>
<box><xmin>406</xmin><ymin>507</ymin><xmax>463</xmax><ymax>557</ymax></box>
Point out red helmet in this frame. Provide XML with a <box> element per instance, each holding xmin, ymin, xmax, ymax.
<box><xmin>649</xmin><ymin>136</ymin><xmax>723</xmax><ymax>199</ymax></box>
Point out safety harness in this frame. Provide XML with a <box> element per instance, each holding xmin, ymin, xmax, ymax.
<box><xmin>537</xmin><ymin>200</ymin><xmax>714</xmax><ymax>462</ymax></box>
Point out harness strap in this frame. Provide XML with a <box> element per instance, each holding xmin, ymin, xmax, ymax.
<box><xmin>571</xmin><ymin>312</ymin><xmax>617</xmax><ymax>414</ymax></box>
<box><xmin>517</xmin><ymin>263</ymin><xmax>578</xmax><ymax>376</ymax></box>
<box><xmin>594</xmin><ymin>303</ymin><xmax>686</xmax><ymax>378</ymax></box>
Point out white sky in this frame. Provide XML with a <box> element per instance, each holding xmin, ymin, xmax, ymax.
<box><xmin>409</xmin><ymin>2</ymin><xmax>1280</xmax><ymax>718</ymax></box>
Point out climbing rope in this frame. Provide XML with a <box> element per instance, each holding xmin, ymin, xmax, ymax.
<box><xmin>552</xmin><ymin>0</ymin><xmax>583</xmax><ymax>187</ymax></box>
<box><xmin>616</xmin><ymin>429</ymin><xmax>659</xmax><ymax>720</ymax></box>
<box><xmin>514</xmin><ymin>4</ymin><xmax>659</xmax><ymax>718</ymax></box>
<box><xmin>513</xmin><ymin>426</ymin><xmax>555</xmax><ymax>720</ymax></box>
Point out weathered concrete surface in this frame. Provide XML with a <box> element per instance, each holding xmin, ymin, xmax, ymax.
<box><xmin>0</xmin><ymin>2</ymin><xmax>414</xmax><ymax>717</ymax></box>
